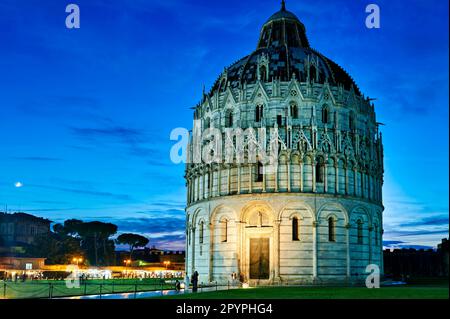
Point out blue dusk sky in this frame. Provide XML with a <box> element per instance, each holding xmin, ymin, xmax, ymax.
<box><xmin>0</xmin><ymin>0</ymin><xmax>448</xmax><ymax>250</ymax></box>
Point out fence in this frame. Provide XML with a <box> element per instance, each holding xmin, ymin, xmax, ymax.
<box><xmin>1</xmin><ymin>278</ymin><xmax>185</xmax><ymax>299</ymax></box>
<box><xmin>1</xmin><ymin>279</ymin><xmax>240</xmax><ymax>299</ymax></box>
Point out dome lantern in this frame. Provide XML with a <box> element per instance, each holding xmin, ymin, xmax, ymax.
<box><xmin>257</xmin><ymin>1</ymin><xmax>310</xmax><ymax>49</ymax></box>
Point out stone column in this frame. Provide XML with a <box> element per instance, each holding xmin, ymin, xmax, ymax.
<box><xmin>361</xmin><ymin>172</ymin><xmax>365</xmax><ymax>198</ymax></box>
<box><xmin>300</xmin><ymin>162</ymin><xmax>304</xmax><ymax>192</ymax></box>
<box><xmin>187</xmin><ymin>180</ymin><xmax>190</xmax><ymax>204</ymax></box>
<box><xmin>368</xmin><ymin>226</ymin><xmax>372</xmax><ymax>265</ymax></box>
<box><xmin>196</xmin><ymin>176</ymin><xmax>200</xmax><ymax>201</ymax></box>
<box><xmin>218</xmin><ymin>165</ymin><xmax>222</xmax><ymax>196</ymax></box>
<box><xmin>345</xmin><ymin>167</ymin><xmax>349</xmax><ymax>195</ymax></box>
<box><xmin>287</xmin><ymin>162</ymin><xmax>291</xmax><ymax>192</ymax></box>
<box><xmin>237</xmin><ymin>165</ymin><xmax>241</xmax><ymax>194</ymax></box>
<box><xmin>249</xmin><ymin>164</ymin><xmax>253</xmax><ymax>193</ymax></box>
<box><xmin>353</xmin><ymin>168</ymin><xmax>357</xmax><ymax>196</ymax></box>
<box><xmin>312</xmin><ymin>221</ymin><xmax>318</xmax><ymax>280</ymax></box>
<box><xmin>227</xmin><ymin>165</ymin><xmax>231</xmax><ymax>194</ymax></box>
<box><xmin>374</xmin><ymin>177</ymin><xmax>378</xmax><ymax>201</ymax></box>
<box><xmin>312</xmin><ymin>161</ymin><xmax>316</xmax><ymax>193</ymax></box>
<box><xmin>262</xmin><ymin>165</ymin><xmax>266</xmax><ymax>192</ymax></box>
<box><xmin>201</xmin><ymin>171</ymin><xmax>206</xmax><ymax>199</ymax></box>
<box><xmin>335</xmin><ymin>164</ymin><xmax>339</xmax><ymax>194</ymax></box>
<box><xmin>209</xmin><ymin>170</ymin><xmax>213</xmax><ymax>197</ymax></box>
<box><xmin>185</xmin><ymin>227</ymin><xmax>189</xmax><ymax>280</ymax></box>
<box><xmin>209</xmin><ymin>222</ymin><xmax>214</xmax><ymax>282</ymax></box>
<box><xmin>191</xmin><ymin>227</ymin><xmax>196</xmax><ymax>274</ymax></box>
<box><xmin>274</xmin><ymin>220</ymin><xmax>281</xmax><ymax>282</ymax></box>
<box><xmin>324</xmin><ymin>164</ymin><xmax>328</xmax><ymax>193</ymax></box>
<box><xmin>237</xmin><ymin>220</ymin><xmax>245</xmax><ymax>281</ymax></box>
<box><xmin>346</xmin><ymin>223</ymin><xmax>351</xmax><ymax>278</ymax></box>
<box><xmin>274</xmin><ymin>164</ymin><xmax>279</xmax><ymax>192</ymax></box>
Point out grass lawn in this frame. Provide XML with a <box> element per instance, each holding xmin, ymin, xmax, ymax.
<box><xmin>161</xmin><ymin>285</ymin><xmax>449</xmax><ymax>299</ymax></box>
<box><xmin>1</xmin><ymin>278</ymin><xmax>182</xmax><ymax>299</ymax></box>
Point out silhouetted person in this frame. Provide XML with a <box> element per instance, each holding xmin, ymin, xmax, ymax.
<box><xmin>191</xmin><ymin>271</ymin><xmax>199</xmax><ymax>293</ymax></box>
<box><xmin>175</xmin><ymin>280</ymin><xmax>181</xmax><ymax>292</ymax></box>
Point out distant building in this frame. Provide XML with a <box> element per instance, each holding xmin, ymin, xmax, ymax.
<box><xmin>0</xmin><ymin>212</ymin><xmax>51</xmax><ymax>247</ymax></box>
<box><xmin>116</xmin><ymin>246</ymin><xmax>185</xmax><ymax>268</ymax></box>
<box><xmin>383</xmin><ymin>238</ymin><xmax>449</xmax><ymax>279</ymax></box>
<box><xmin>0</xmin><ymin>256</ymin><xmax>46</xmax><ymax>271</ymax></box>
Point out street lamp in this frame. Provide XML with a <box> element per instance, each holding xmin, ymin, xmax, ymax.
<box><xmin>163</xmin><ymin>261</ymin><xmax>171</xmax><ymax>269</ymax></box>
<box><xmin>123</xmin><ymin>259</ymin><xmax>131</xmax><ymax>278</ymax></box>
<box><xmin>72</xmin><ymin>257</ymin><xmax>83</xmax><ymax>266</ymax></box>
<box><xmin>123</xmin><ymin>259</ymin><xmax>131</xmax><ymax>266</ymax></box>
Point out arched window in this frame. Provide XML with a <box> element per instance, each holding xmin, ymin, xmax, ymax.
<box><xmin>328</xmin><ymin>217</ymin><xmax>336</xmax><ymax>242</ymax></box>
<box><xmin>374</xmin><ymin>224</ymin><xmax>379</xmax><ymax>245</ymax></box>
<box><xmin>277</xmin><ymin>115</ymin><xmax>283</xmax><ymax>127</ymax></box>
<box><xmin>256</xmin><ymin>161</ymin><xmax>264</xmax><ymax>182</ymax></box>
<box><xmin>290</xmin><ymin>103</ymin><xmax>299</xmax><ymax>119</ymax></box>
<box><xmin>300</xmin><ymin>140</ymin><xmax>309</xmax><ymax>153</ymax></box>
<box><xmin>357</xmin><ymin>220</ymin><xmax>363</xmax><ymax>244</ymax></box>
<box><xmin>225</xmin><ymin>110</ymin><xmax>233</xmax><ymax>128</ymax></box>
<box><xmin>204</xmin><ymin>117</ymin><xmax>210</xmax><ymax>129</ymax></box>
<box><xmin>199</xmin><ymin>221</ymin><xmax>204</xmax><ymax>244</ymax></box>
<box><xmin>309</xmin><ymin>65</ymin><xmax>317</xmax><ymax>82</ymax></box>
<box><xmin>207</xmin><ymin>172</ymin><xmax>211</xmax><ymax>190</ymax></box>
<box><xmin>349</xmin><ymin>113</ymin><xmax>354</xmax><ymax>130</ymax></box>
<box><xmin>221</xmin><ymin>219</ymin><xmax>228</xmax><ymax>243</ymax></box>
<box><xmin>255</xmin><ymin>104</ymin><xmax>264</xmax><ymax>122</ymax></box>
<box><xmin>260</xmin><ymin>65</ymin><xmax>267</xmax><ymax>82</ymax></box>
<box><xmin>316</xmin><ymin>158</ymin><xmax>324</xmax><ymax>183</ymax></box>
<box><xmin>292</xmin><ymin>217</ymin><xmax>299</xmax><ymax>241</ymax></box>
<box><xmin>322</xmin><ymin>107</ymin><xmax>328</xmax><ymax>124</ymax></box>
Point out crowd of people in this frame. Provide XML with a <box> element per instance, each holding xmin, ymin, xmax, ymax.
<box><xmin>0</xmin><ymin>269</ymin><xmax>185</xmax><ymax>282</ymax></box>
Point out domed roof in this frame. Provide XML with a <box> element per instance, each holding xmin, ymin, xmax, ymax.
<box><xmin>209</xmin><ymin>1</ymin><xmax>361</xmax><ymax>96</ymax></box>
<box><xmin>265</xmin><ymin>1</ymin><xmax>301</xmax><ymax>24</ymax></box>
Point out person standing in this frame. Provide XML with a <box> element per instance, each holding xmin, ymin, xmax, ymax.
<box><xmin>191</xmin><ymin>271</ymin><xmax>199</xmax><ymax>293</ymax></box>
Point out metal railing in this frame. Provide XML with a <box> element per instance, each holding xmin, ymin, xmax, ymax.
<box><xmin>1</xmin><ymin>278</ymin><xmax>186</xmax><ymax>299</ymax></box>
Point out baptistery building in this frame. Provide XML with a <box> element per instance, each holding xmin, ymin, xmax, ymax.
<box><xmin>185</xmin><ymin>2</ymin><xmax>384</xmax><ymax>285</ymax></box>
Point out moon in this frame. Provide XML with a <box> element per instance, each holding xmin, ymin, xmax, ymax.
<box><xmin>14</xmin><ymin>182</ymin><xmax>23</xmax><ymax>188</ymax></box>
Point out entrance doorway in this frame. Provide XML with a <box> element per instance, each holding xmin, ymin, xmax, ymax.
<box><xmin>249</xmin><ymin>238</ymin><xmax>270</xmax><ymax>279</ymax></box>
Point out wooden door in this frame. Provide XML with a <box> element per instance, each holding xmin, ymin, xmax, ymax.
<box><xmin>249</xmin><ymin>238</ymin><xmax>270</xmax><ymax>279</ymax></box>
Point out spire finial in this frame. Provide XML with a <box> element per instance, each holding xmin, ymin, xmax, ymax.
<box><xmin>281</xmin><ymin>0</ymin><xmax>286</xmax><ymax>11</ymax></box>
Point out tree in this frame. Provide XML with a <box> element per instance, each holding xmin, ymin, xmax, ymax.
<box><xmin>76</xmin><ymin>221</ymin><xmax>117</xmax><ymax>266</ymax></box>
<box><xmin>116</xmin><ymin>233</ymin><xmax>149</xmax><ymax>260</ymax></box>
<box><xmin>97</xmin><ymin>222</ymin><xmax>118</xmax><ymax>266</ymax></box>
<box><xmin>63</xmin><ymin>219</ymin><xmax>84</xmax><ymax>236</ymax></box>
<box><xmin>27</xmin><ymin>232</ymin><xmax>83</xmax><ymax>264</ymax></box>
<box><xmin>26</xmin><ymin>219</ymin><xmax>118</xmax><ymax>266</ymax></box>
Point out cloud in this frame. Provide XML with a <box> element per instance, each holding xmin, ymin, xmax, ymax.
<box><xmin>383</xmin><ymin>240</ymin><xmax>434</xmax><ymax>250</ymax></box>
<box><xmin>94</xmin><ymin>209</ymin><xmax>186</xmax><ymax>250</ymax></box>
<box><xmin>70</xmin><ymin>124</ymin><xmax>165</xmax><ymax>160</ymax></box>
<box><xmin>17</xmin><ymin>95</ymin><xmax>103</xmax><ymax>120</ymax></box>
<box><xmin>11</xmin><ymin>156</ymin><xmax>63</xmax><ymax>162</ymax></box>
<box><xmin>400</xmin><ymin>215</ymin><xmax>449</xmax><ymax>228</ymax></box>
<box><xmin>391</xmin><ymin>230</ymin><xmax>449</xmax><ymax>237</ymax></box>
<box><xmin>28</xmin><ymin>183</ymin><xmax>133</xmax><ymax>201</ymax></box>
<box><xmin>71</xmin><ymin>126</ymin><xmax>143</xmax><ymax>143</ymax></box>
<box><xmin>383</xmin><ymin>240</ymin><xmax>404</xmax><ymax>246</ymax></box>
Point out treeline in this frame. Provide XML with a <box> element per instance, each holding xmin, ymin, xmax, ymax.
<box><xmin>27</xmin><ymin>219</ymin><xmax>149</xmax><ymax>266</ymax></box>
